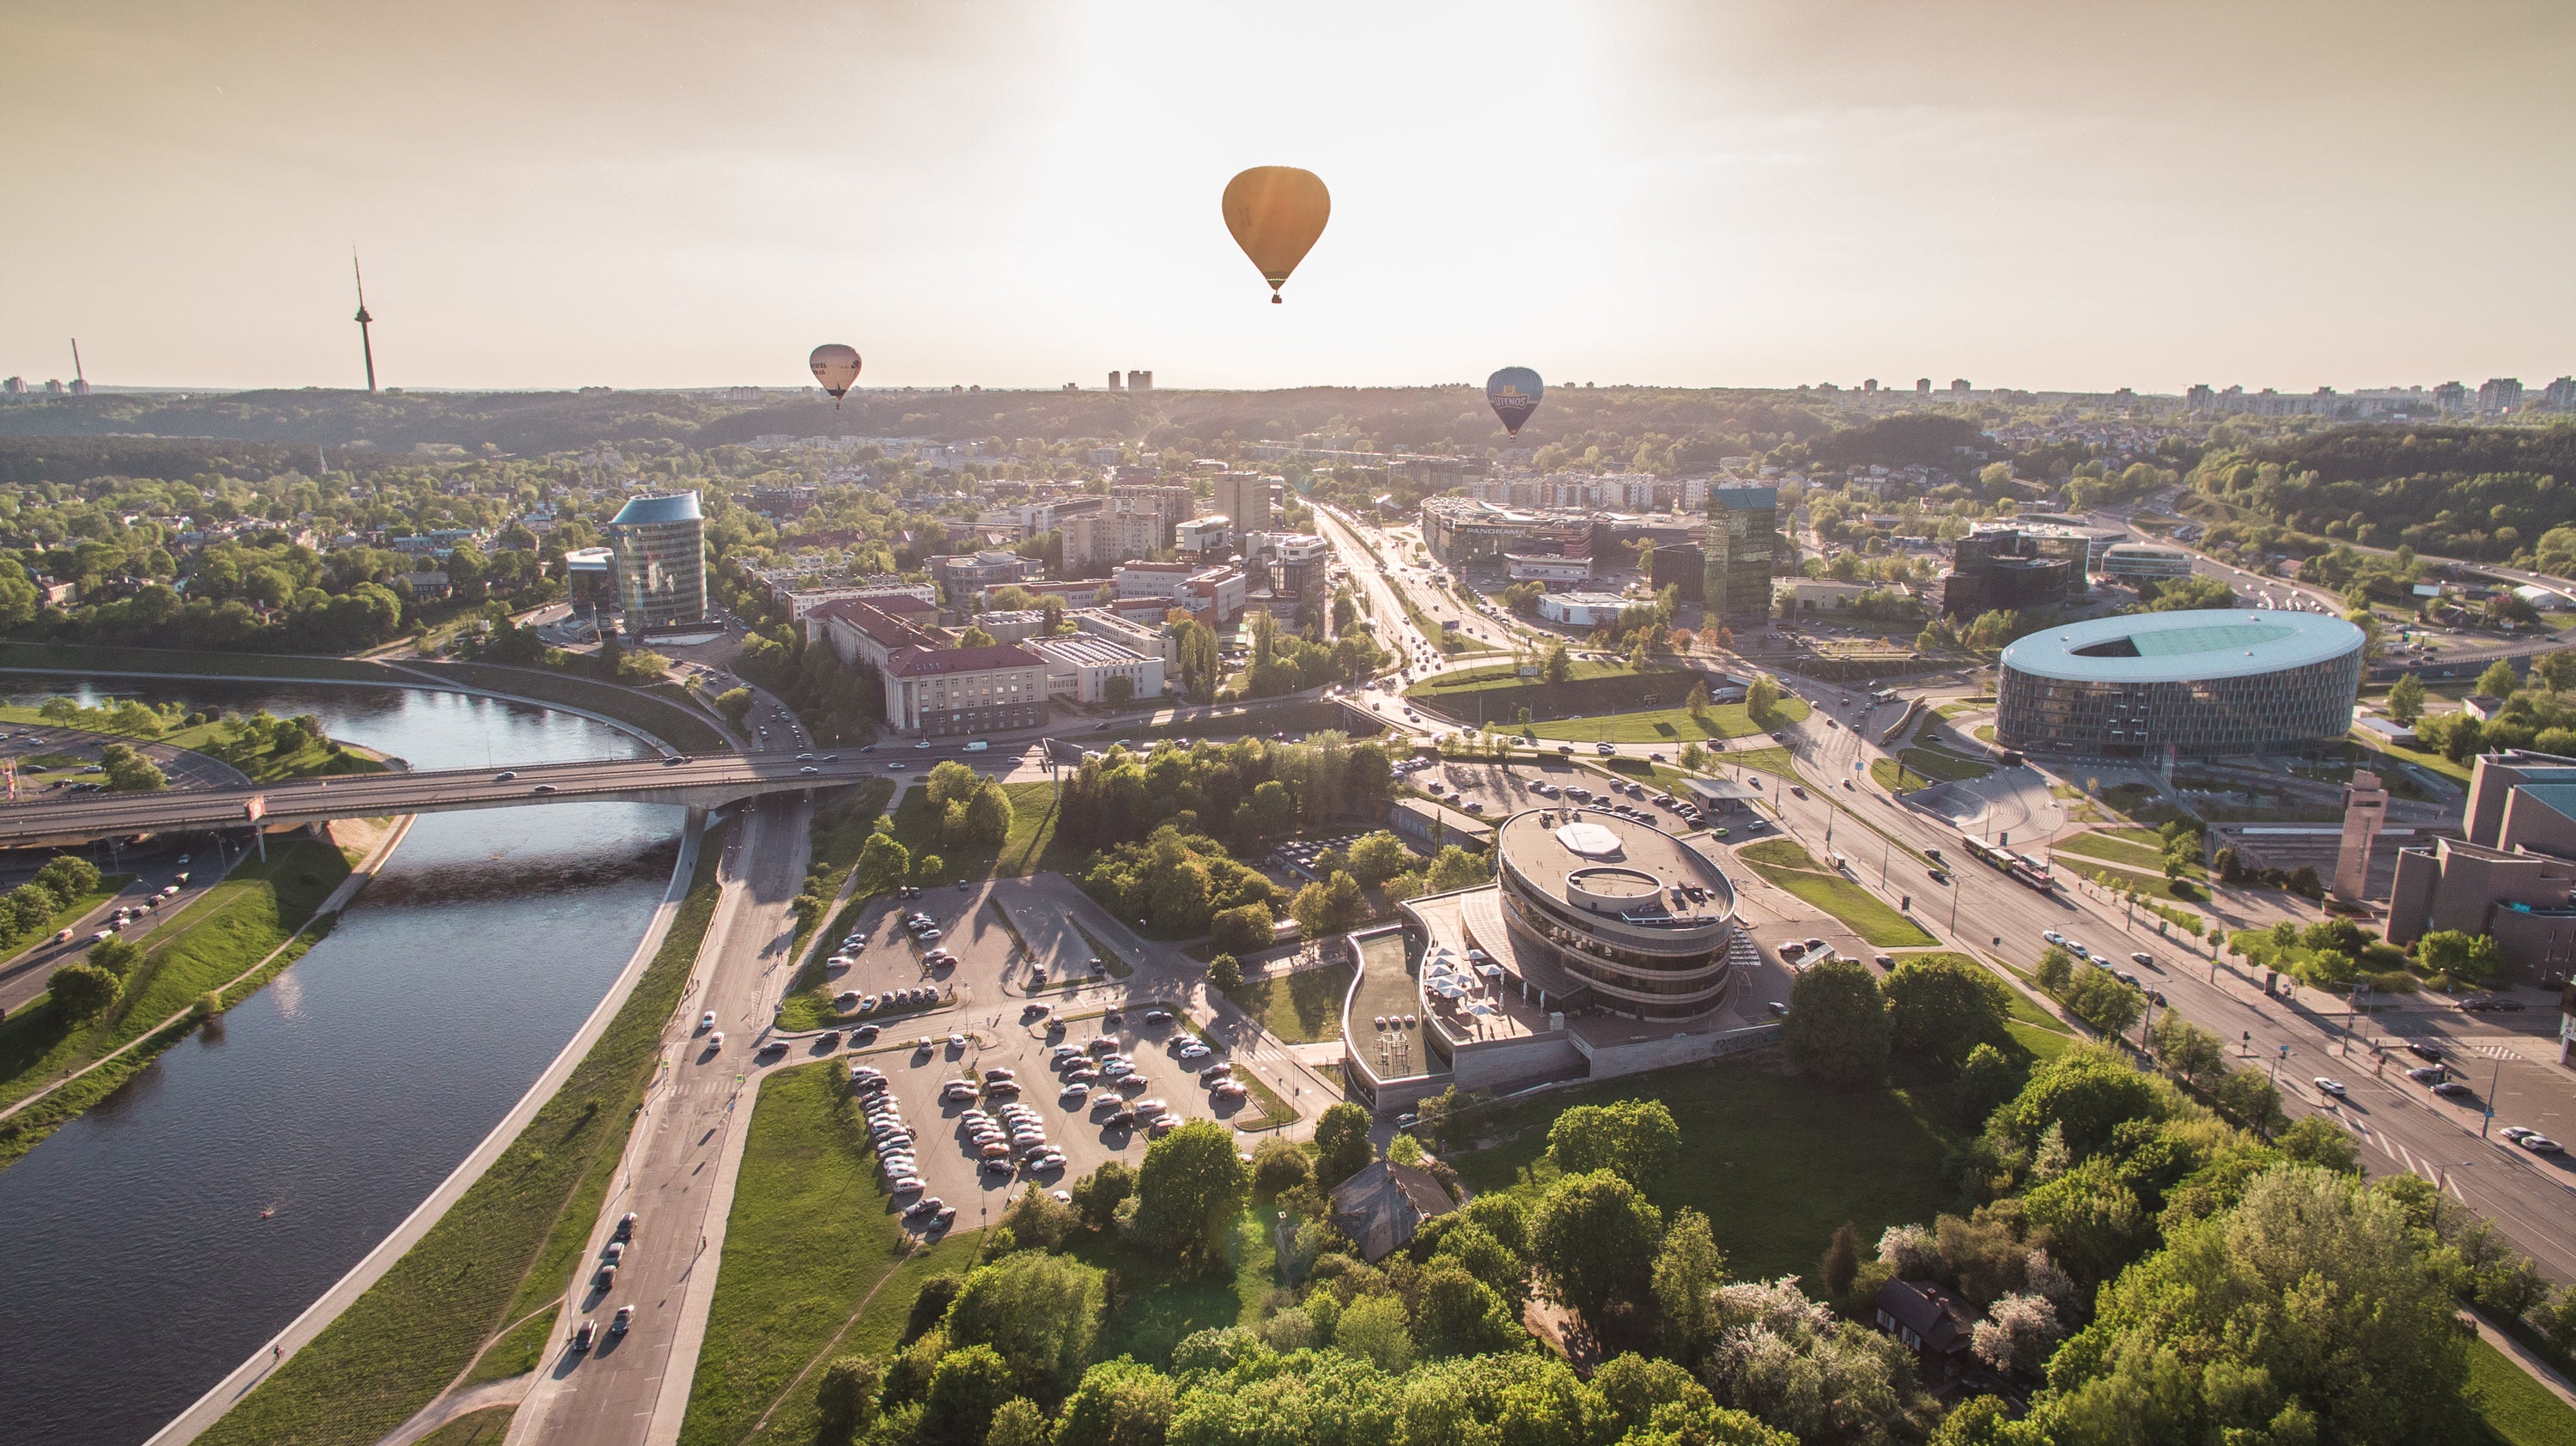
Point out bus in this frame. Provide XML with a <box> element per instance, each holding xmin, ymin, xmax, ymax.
<box><xmin>1959</xmin><ymin>835</ymin><xmax>2011</xmax><ymax>872</ymax></box>
<box><xmin>1959</xmin><ymin>834</ymin><xmax>2055</xmax><ymax>892</ymax></box>
<box><xmin>1869</xmin><ymin>688</ymin><xmax>1899</xmax><ymax>705</ymax></box>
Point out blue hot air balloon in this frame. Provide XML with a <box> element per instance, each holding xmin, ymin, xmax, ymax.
<box><xmin>1486</xmin><ymin>367</ymin><xmax>1544</xmax><ymax>436</ymax></box>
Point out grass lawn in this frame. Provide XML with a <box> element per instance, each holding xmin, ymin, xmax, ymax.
<box><xmin>2055</xmin><ymin>829</ymin><xmax>2196</xmax><ymax>876</ymax></box>
<box><xmin>1096</xmin><ymin>698</ymin><xmax>1382</xmax><ymax>746</ymax></box>
<box><xmin>0</xmin><ymin>840</ymin><xmax>350</xmax><ymax>1164</ymax></box>
<box><xmin>788</xmin><ymin>780</ymin><xmax>900</xmax><ymax>962</ymax></box>
<box><xmin>410</xmin><ymin>659</ymin><xmax>730</xmax><ymax>754</ymax></box>
<box><xmin>0</xmin><ymin>874</ymin><xmax>127</xmax><ymax>966</ymax></box>
<box><xmin>1870</xmin><ymin>744</ymin><xmax>1995</xmax><ymax>792</ymax></box>
<box><xmin>1066</xmin><ymin>1209</ymin><xmax>1279</xmax><ymax>1366</ymax></box>
<box><xmin>1410</xmin><ymin>659</ymin><xmax>1644</xmax><ymax>696</ymax></box>
<box><xmin>1222</xmin><ymin>962</ymin><xmax>1352</xmax><ymax>1043</ymax></box>
<box><xmin>1450</xmin><ymin>1057</ymin><xmax>1958</xmax><ymax>1282</ymax></box>
<box><xmin>2349</xmin><ymin>729</ymin><xmax>2475</xmax><ymax>784</ymax></box>
<box><xmin>199</xmin><ymin>824</ymin><xmax>731</xmax><ymax>1446</ymax></box>
<box><xmin>734</xmin><ymin>1236</ymin><xmax>984</xmax><ymax>1446</ymax></box>
<box><xmin>1735</xmin><ymin>839</ymin><xmax>1936</xmax><ymax>948</ymax></box>
<box><xmin>1526</xmin><ymin>697</ymin><xmax>1807</xmax><ymax>744</ymax></box>
<box><xmin>677</xmin><ymin>1060</ymin><xmax>918</xmax><ymax>1446</ymax></box>
<box><xmin>2469</xmin><ymin>1334</ymin><xmax>2576</xmax><ymax>1446</ymax></box>
<box><xmin>888</xmin><ymin>780</ymin><xmax>1069</xmax><ymax>883</ymax></box>
<box><xmin>1727</xmin><ymin>744</ymin><xmax>1801</xmax><ymax>780</ymax></box>
<box><xmin>2063</xmin><ymin>856</ymin><xmax>2207</xmax><ymax>905</ymax></box>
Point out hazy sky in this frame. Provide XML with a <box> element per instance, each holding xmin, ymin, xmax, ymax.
<box><xmin>8</xmin><ymin>2</ymin><xmax>2572</xmax><ymax>395</ymax></box>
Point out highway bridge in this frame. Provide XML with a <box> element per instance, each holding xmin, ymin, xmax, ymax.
<box><xmin>0</xmin><ymin>752</ymin><xmax>902</xmax><ymax>849</ymax></box>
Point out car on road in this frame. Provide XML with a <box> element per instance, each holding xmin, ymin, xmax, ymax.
<box><xmin>1766</xmin><ymin>1000</ymin><xmax>1789</xmax><ymax>1017</ymax></box>
<box><xmin>904</xmin><ymin>1195</ymin><xmax>945</xmax><ymax>1218</ymax></box>
<box><xmin>2431</xmin><ymin>1080</ymin><xmax>2472</xmax><ymax>1097</ymax></box>
<box><xmin>2130</xmin><ymin>952</ymin><xmax>2154</xmax><ymax>968</ymax></box>
<box><xmin>2519</xmin><ymin>1134</ymin><xmax>2563</xmax><ymax>1154</ymax></box>
<box><xmin>799</xmin><ymin>765</ymin><xmax>819</xmax><ymax>775</ymax></box>
<box><xmin>2406</xmin><ymin>1065</ymin><xmax>2446</xmax><ymax>1084</ymax></box>
<box><xmin>532</xmin><ymin>784</ymin><xmax>557</xmax><ymax>794</ymax></box>
<box><xmin>706</xmin><ymin>1030</ymin><xmax>724</xmax><ymax>1049</ymax></box>
<box><xmin>495</xmin><ymin>771</ymin><xmax>517</xmax><ymax>781</ymax></box>
<box><xmin>2312</xmin><ymin>1077</ymin><xmax>2347</xmax><ymax>1097</ymax></box>
<box><xmin>572</xmin><ymin>1319</ymin><xmax>597</xmax><ymax>1351</ymax></box>
<box><xmin>610</xmin><ymin>1305</ymin><xmax>634</xmax><ymax>1336</ymax></box>
<box><xmin>1789</xmin><ymin>785</ymin><xmax>1807</xmax><ymax>799</ymax></box>
<box><xmin>2405</xmin><ymin>1042</ymin><xmax>2444</xmax><ymax>1062</ymax></box>
<box><xmin>615</xmin><ymin>1212</ymin><xmax>635</xmax><ymax>1242</ymax></box>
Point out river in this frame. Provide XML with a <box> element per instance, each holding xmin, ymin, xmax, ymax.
<box><xmin>0</xmin><ymin>677</ymin><xmax>687</xmax><ymax>1446</ymax></box>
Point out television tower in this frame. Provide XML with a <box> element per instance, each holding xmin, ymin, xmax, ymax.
<box><xmin>352</xmin><ymin>249</ymin><xmax>378</xmax><ymax>392</ymax></box>
<box><xmin>69</xmin><ymin>339</ymin><xmax>88</xmax><ymax>396</ymax></box>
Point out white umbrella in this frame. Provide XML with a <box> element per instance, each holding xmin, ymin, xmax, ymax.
<box><xmin>1471</xmin><ymin>1002</ymin><xmax>1497</xmax><ymax>1016</ymax></box>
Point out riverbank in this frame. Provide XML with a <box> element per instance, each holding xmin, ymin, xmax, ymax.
<box><xmin>0</xmin><ymin>824</ymin><xmax>394</xmax><ymax>1170</ymax></box>
<box><xmin>177</xmin><ymin>815</ymin><xmax>728</xmax><ymax>1446</ymax></box>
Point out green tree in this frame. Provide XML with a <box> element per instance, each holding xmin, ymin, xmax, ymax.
<box><xmin>1531</xmin><ymin>1169</ymin><xmax>1663</xmax><ymax>1331</ymax></box>
<box><xmin>86</xmin><ymin>937</ymin><xmax>143</xmax><ymax>979</ymax></box>
<box><xmin>2034</xmin><ymin>1166</ymin><xmax>2475</xmax><ymax>1446</ymax></box>
<box><xmin>985</xmin><ymin>1399</ymin><xmax>1048</xmax><ymax>1446</ymax></box>
<box><xmin>962</xmin><ymin>781</ymin><xmax>1014</xmax><ymax>847</ymax></box>
<box><xmin>98</xmin><ymin>744</ymin><xmax>168</xmax><ymax>792</ymax></box>
<box><xmin>1133</xmin><ymin>1120</ymin><xmax>1250</xmax><ymax>1269</ymax></box>
<box><xmin>2479</xmin><ymin>659</ymin><xmax>2520</xmax><ymax>697</ymax></box>
<box><xmin>1334</xmin><ymin>1292</ymin><xmax>1415</xmax><ymax>1371</ymax></box>
<box><xmin>1883</xmin><ymin>955</ymin><xmax>2011</xmax><ymax>1066</ymax></box>
<box><xmin>920</xmin><ymin>1344</ymin><xmax>1016</xmax><ymax>1446</ymax></box>
<box><xmin>1208</xmin><ymin>902</ymin><xmax>1274</xmax><ymax>955</ymax></box>
<box><xmin>1747</xmin><ymin>673</ymin><xmax>1783</xmax><ymax>726</ymax></box>
<box><xmin>1783</xmin><ymin>957</ymin><xmax>1891</xmax><ymax>1084</ymax></box>
<box><xmin>2275</xmin><ymin>1115</ymin><xmax>2360</xmax><ymax>1173</ymax></box>
<box><xmin>1424</xmin><ymin>845</ymin><xmax>1489</xmax><ymax>893</ymax></box>
<box><xmin>942</xmin><ymin>1249</ymin><xmax>1107</xmax><ymax>1399</ymax></box>
<box><xmin>2537</xmin><ymin>648</ymin><xmax>2576</xmax><ymax>694</ymax></box>
<box><xmin>1414</xmin><ymin>1261</ymin><xmax>1521</xmax><ymax>1357</ymax></box>
<box><xmin>1686</xmin><ymin>680</ymin><xmax>1712</xmax><ymax>718</ymax></box>
<box><xmin>1546</xmin><ymin>1098</ymin><xmax>1680</xmax><ymax>1194</ymax></box>
<box><xmin>1053</xmin><ymin>1358</ymin><xmax>1175</xmax><ymax>1446</ymax></box>
<box><xmin>2385</xmin><ymin>671</ymin><xmax>2425</xmax><ymax>726</ymax></box>
<box><xmin>1345</xmin><ymin>831</ymin><xmax>1413</xmax><ymax>885</ymax></box>
<box><xmin>855</xmin><ymin>832</ymin><xmax>911</xmax><ymax>894</ymax></box>
<box><xmin>1820</xmin><ymin>1220</ymin><xmax>1862</xmax><ymax>1300</ymax></box>
<box><xmin>34</xmin><ymin>855</ymin><xmax>100</xmax><ymax>900</ymax></box>
<box><xmin>1068</xmin><ymin>1160</ymin><xmax>1135</xmax><ymax>1232</ymax></box>
<box><xmin>1313</xmin><ymin>1102</ymin><xmax>1374</xmax><ymax>1186</ymax></box>
<box><xmin>1541</xmin><ymin>641</ymin><xmax>1573</xmax><ymax>684</ymax></box>
<box><xmin>47</xmin><ymin>961</ymin><xmax>121</xmax><ymax>1020</ymax></box>
<box><xmin>1207</xmin><ymin>952</ymin><xmax>1242</xmax><ymax>992</ymax></box>
<box><xmin>2417</xmin><ymin>928</ymin><xmax>2500</xmax><ymax>983</ymax></box>
<box><xmin>814</xmin><ymin>1355</ymin><xmax>883</xmax><ymax>1444</ymax></box>
<box><xmin>1650</xmin><ymin>1206</ymin><xmax>1728</xmax><ymax>1365</ymax></box>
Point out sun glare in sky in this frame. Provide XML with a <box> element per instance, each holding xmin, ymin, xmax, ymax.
<box><xmin>5</xmin><ymin>2</ymin><xmax>2570</xmax><ymax>392</ymax></box>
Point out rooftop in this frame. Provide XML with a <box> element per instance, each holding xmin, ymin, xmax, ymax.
<box><xmin>607</xmin><ymin>491</ymin><xmax>702</xmax><ymax>527</ymax></box>
<box><xmin>2000</xmin><ymin>608</ymin><xmax>2366</xmax><ymax>684</ymax></box>
<box><xmin>1030</xmin><ymin>635</ymin><xmax>1151</xmax><ymax>667</ymax></box>
<box><xmin>884</xmin><ymin>643</ymin><xmax>1044</xmax><ymax>677</ymax></box>
<box><xmin>1495</xmin><ymin>807</ymin><xmax>1735</xmax><ymax>924</ymax></box>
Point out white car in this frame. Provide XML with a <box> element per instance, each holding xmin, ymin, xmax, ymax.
<box><xmin>1176</xmin><ymin>1042</ymin><xmax>1212</xmax><ymax>1063</ymax></box>
<box><xmin>2312</xmin><ymin>1077</ymin><xmax>2347</xmax><ymax>1097</ymax></box>
<box><xmin>700</xmin><ymin>1012</ymin><xmax>718</xmax><ymax>1033</ymax></box>
<box><xmin>2042</xmin><ymin>932</ymin><xmax>2065</xmax><ymax>948</ymax></box>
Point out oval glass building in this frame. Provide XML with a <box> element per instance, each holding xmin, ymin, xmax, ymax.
<box><xmin>1996</xmin><ymin>609</ymin><xmax>2364</xmax><ymax>758</ymax></box>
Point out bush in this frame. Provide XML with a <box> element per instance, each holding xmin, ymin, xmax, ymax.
<box><xmin>1251</xmin><ymin>1137</ymin><xmax>1314</xmax><ymax>1198</ymax></box>
<box><xmin>47</xmin><ymin>961</ymin><xmax>122</xmax><ymax>1020</ymax></box>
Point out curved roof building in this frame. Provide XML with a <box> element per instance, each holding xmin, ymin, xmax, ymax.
<box><xmin>1996</xmin><ymin>609</ymin><xmax>2364</xmax><ymax>758</ymax></box>
<box><xmin>605</xmin><ymin>490</ymin><xmax>708</xmax><ymax>635</ymax></box>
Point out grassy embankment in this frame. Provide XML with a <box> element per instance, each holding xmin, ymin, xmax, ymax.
<box><xmin>1902</xmin><ymin>951</ymin><xmax>2075</xmax><ymax>1062</ymax></box>
<box><xmin>2348</xmin><ymin>726</ymin><xmax>2476</xmax><ymax>785</ymax></box>
<box><xmin>887</xmin><ymin>778</ymin><xmax>1070</xmax><ymax>883</ymax></box>
<box><xmin>1452</xmin><ymin>1055</ymin><xmax>1956</xmax><ymax>1282</ymax></box>
<box><xmin>0</xmin><ymin>839</ymin><xmax>352</xmax><ymax>1168</ymax></box>
<box><xmin>677</xmin><ymin>1060</ymin><xmax>981</xmax><ymax>1446</ymax></box>
<box><xmin>0</xmin><ymin>875</ymin><xmax>128</xmax><ymax>964</ymax></box>
<box><xmin>775</xmin><ymin>781</ymin><xmax>900</xmax><ymax>1031</ymax></box>
<box><xmin>687</xmin><ymin>1077</ymin><xmax>1277</xmax><ymax>1446</ymax></box>
<box><xmin>0</xmin><ymin>703</ymin><xmax>395</xmax><ymax>785</ymax></box>
<box><xmin>408</xmin><ymin>659</ymin><xmax>731</xmax><ymax>755</ymax></box>
<box><xmin>197</xmin><ymin>823</ymin><xmax>732</xmax><ymax>1446</ymax></box>
<box><xmin>1735</xmin><ymin>837</ymin><xmax>1936</xmax><ymax>948</ymax></box>
<box><xmin>1221</xmin><ymin>961</ymin><xmax>1352</xmax><ymax>1043</ymax></box>
<box><xmin>2468</xmin><ymin>1334</ymin><xmax>2576</xmax><ymax>1446</ymax></box>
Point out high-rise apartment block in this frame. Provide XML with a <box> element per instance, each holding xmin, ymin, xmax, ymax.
<box><xmin>2481</xmin><ymin>378</ymin><xmax>2525</xmax><ymax>414</ymax></box>
<box><xmin>1064</xmin><ymin>503</ymin><xmax>1163</xmax><ymax>572</ymax></box>
<box><xmin>605</xmin><ymin>491</ymin><xmax>708</xmax><ymax>635</ymax></box>
<box><xmin>2334</xmin><ymin>770</ymin><xmax>2389</xmax><ymax>902</ymax></box>
<box><xmin>1109</xmin><ymin>483</ymin><xmax>1196</xmax><ymax>549</ymax></box>
<box><xmin>1212</xmin><ymin>471</ymin><xmax>1280</xmax><ymax>534</ymax></box>
<box><xmin>1700</xmin><ymin>485</ymin><xmax>1778</xmax><ymax>624</ymax></box>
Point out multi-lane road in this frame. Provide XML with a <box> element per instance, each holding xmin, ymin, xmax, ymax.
<box><xmin>510</xmin><ymin>691</ymin><xmax>817</xmax><ymax>1446</ymax></box>
<box><xmin>1766</xmin><ymin>681</ymin><xmax>2576</xmax><ymax>1281</ymax></box>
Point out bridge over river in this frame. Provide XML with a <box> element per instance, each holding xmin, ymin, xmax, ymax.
<box><xmin>0</xmin><ymin>752</ymin><xmax>896</xmax><ymax>848</ymax></box>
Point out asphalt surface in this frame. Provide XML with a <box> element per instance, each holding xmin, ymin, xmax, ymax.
<box><xmin>0</xmin><ymin>849</ymin><xmax>210</xmax><ymax>1016</ymax></box>
<box><xmin>513</xmin><ymin>695</ymin><xmax>814</xmax><ymax>1446</ymax></box>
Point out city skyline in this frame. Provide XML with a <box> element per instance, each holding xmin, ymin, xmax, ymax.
<box><xmin>4</xmin><ymin>2</ymin><xmax>2572</xmax><ymax>394</ymax></box>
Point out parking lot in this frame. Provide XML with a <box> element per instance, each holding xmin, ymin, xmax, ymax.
<box><xmin>831</xmin><ymin>1004</ymin><xmax>1254</xmax><ymax>1236</ymax></box>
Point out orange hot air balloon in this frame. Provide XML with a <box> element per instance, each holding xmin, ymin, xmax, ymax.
<box><xmin>1221</xmin><ymin>167</ymin><xmax>1330</xmax><ymax>304</ymax></box>
<box><xmin>809</xmin><ymin>344</ymin><xmax>862</xmax><ymax>407</ymax></box>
